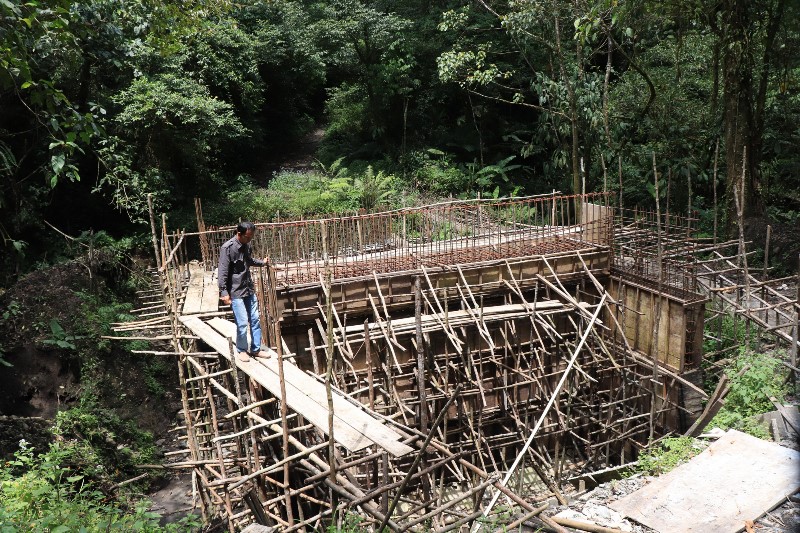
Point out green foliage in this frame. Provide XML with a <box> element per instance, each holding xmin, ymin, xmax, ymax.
<box><xmin>328</xmin><ymin>511</ymin><xmax>368</xmax><ymax>532</ymax></box>
<box><xmin>0</xmin><ymin>440</ymin><xmax>199</xmax><ymax>532</ymax></box>
<box><xmin>75</xmin><ymin>291</ymin><xmax>135</xmax><ymax>354</ymax></box>
<box><xmin>209</xmin><ymin>161</ymin><xmax>405</xmax><ymax>224</ymax></box>
<box><xmin>313</xmin><ymin>0</ymin><xmax>415</xmax><ymax>153</ymax></box>
<box><xmin>53</xmin><ymin>406</ymin><xmax>157</xmax><ymax>478</ymax></box>
<box><xmin>635</xmin><ymin>436</ymin><xmax>705</xmax><ymax>476</ymax></box>
<box><xmin>406</xmin><ymin>149</ymin><xmax>469</xmax><ymax>197</ymax></box>
<box><xmin>178</xmin><ymin>21</ymin><xmax>265</xmax><ymax>114</ymax></box>
<box><xmin>474</xmin><ymin>155</ymin><xmax>522</xmax><ymax>193</ymax></box>
<box><xmin>0</xmin><ymin>1</ymin><xmax>104</xmax><ymax>187</ymax></box>
<box><xmin>99</xmin><ymin>72</ymin><xmax>247</xmax><ymax>212</ymax></box>
<box><xmin>143</xmin><ymin>357</ymin><xmax>170</xmax><ymax>399</ymax></box>
<box><xmin>354</xmin><ymin>166</ymin><xmax>398</xmax><ymax>210</ymax></box>
<box><xmin>41</xmin><ymin>319</ymin><xmax>84</xmax><ymax>350</ymax></box>
<box><xmin>708</xmin><ymin>349</ymin><xmax>788</xmax><ymax>439</ymax></box>
<box><xmin>471</xmin><ymin>505</ymin><xmax>516</xmax><ymax>531</ymax></box>
<box><xmin>214</xmin><ymin>171</ymin><xmax>357</xmax><ymax>222</ymax></box>
<box><xmin>320</xmin><ymin>83</ymin><xmax>372</xmax><ymax>161</ymax></box>
<box><xmin>703</xmin><ymin>314</ymin><xmax>748</xmax><ymax>358</ymax></box>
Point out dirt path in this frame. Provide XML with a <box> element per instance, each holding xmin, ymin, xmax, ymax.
<box><xmin>256</xmin><ymin>126</ymin><xmax>325</xmax><ymax>184</ymax></box>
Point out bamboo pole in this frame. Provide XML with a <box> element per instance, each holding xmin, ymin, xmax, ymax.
<box><xmin>376</xmin><ymin>385</ymin><xmax>462</xmax><ymax>532</ymax></box>
<box><xmin>649</xmin><ymin>151</ymin><xmax>665</xmax><ymax>443</ymax></box>
<box><xmin>478</xmin><ymin>294</ymin><xmax>607</xmax><ymax>523</ymax></box>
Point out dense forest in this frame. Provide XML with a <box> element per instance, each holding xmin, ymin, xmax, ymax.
<box><xmin>0</xmin><ymin>0</ymin><xmax>799</xmax><ymax>530</ymax></box>
<box><xmin>2</xmin><ymin>0</ymin><xmax>798</xmax><ymax>281</ymax></box>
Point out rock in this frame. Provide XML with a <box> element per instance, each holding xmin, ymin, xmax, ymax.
<box><xmin>554</xmin><ymin>508</ymin><xmax>590</xmax><ymax>522</ymax></box>
<box><xmin>581</xmin><ymin>502</ymin><xmax>633</xmax><ymax>532</ymax></box>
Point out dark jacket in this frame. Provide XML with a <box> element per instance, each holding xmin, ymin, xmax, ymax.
<box><xmin>218</xmin><ymin>235</ymin><xmax>265</xmax><ymax>299</ymax></box>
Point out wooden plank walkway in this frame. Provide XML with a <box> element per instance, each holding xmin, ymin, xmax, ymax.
<box><xmin>179</xmin><ymin>315</ymin><xmax>412</xmax><ymax>457</ymax></box>
<box><xmin>182</xmin><ymin>263</ymin><xmax>219</xmax><ymax>315</ymax></box>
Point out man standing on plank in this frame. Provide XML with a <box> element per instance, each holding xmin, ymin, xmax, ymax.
<box><xmin>218</xmin><ymin>221</ymin><xmax>271</xmax><ymax>362</ymax></box>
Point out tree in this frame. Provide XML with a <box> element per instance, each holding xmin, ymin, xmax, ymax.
<box><xmin>437</xmin><ymin>1</ymin><xmax>609</xmax><ymax>197</ymax></box>
<box><xmin>0</xmin><ymin>0</ymin><xmax>105</xmax><ymax>262</ymax></box>
<box><xmin>312</xmin><ymin>0</ymin><xmax>414</xmax><ymax>153</ymax></box>
<box><xmin>712</xmin><ymin>0</ymin><xmax>786</xmax><ymax>228</ymax></box>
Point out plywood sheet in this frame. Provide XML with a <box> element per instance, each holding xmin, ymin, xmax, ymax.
<box><xmin>610</xmin><ymin>429</ymin><xmax>800</xmax><ymax>532</ymax></box>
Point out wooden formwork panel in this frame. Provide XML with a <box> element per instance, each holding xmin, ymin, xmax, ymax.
<box><xmin>607</xmin><ymin>278</ymin><xmax>684</xmax><ymax>371</ymax></box>
<box><xmin>276</xmin><ymin>246</ymin><xmax>610</xmax><ymax>325</ymax></box>
<box><xmin>606</xmin><ymin>276</ymin><xmax>707</xmax><ymax>373</ymax></box>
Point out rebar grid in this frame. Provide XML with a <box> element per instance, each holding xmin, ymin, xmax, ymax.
<box><xmin>199</xmin><ymin>192</ymin><xmax>611</xmax><ymax>288</ymax></box>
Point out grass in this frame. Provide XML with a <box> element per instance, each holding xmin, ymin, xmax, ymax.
<box><xmin>633</xmin><ymin>436</ymin><xmax>707</xmax><ymax>476</ymax></box>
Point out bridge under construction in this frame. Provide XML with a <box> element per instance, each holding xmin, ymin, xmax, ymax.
<box><xmin>115</xmin><ymin>192</ymin><xmax>799</xmax><ymax>531</ymax></box>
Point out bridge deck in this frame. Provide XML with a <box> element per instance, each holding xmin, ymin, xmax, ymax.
<box><xmin>182</xmin><ymin>263</ymin><xmax>219</xmax><ymax>315</ymax></box>
<box><xmin>179</xmin><ymin>315</ymin><xmax>413</xmax><ymax>457</ymax></box>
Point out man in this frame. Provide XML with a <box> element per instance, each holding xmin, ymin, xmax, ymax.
<box><xmin>218</xmin><ymin>221</ymin><xmax>271</xmax><ymax>362</ymax></box>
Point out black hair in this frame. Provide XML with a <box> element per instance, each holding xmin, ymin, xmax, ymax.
<box><xmin>237</xmin><ymin>221</ymin><xmax>256</xmax><ymax>235</ymax></box>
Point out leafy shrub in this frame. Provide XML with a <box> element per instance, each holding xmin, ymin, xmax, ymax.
<box><xmin>211</xmin><ymin>162</ymin><xmax>405</xmax><ymax>224</ymax></box>
<box><xmin>328</xmin><ymin>511</ymin><xmax>368</xmax><ymax>532</ymax></box>
<box><xmin>318</xmin><ymin>84</ymin><xmax>376</xmax><ymax>162</ymax></box>
<box><xmin>703</xmin><ymin>314</ymin><xmax>748</xmax><ymax>356</ymax></box>
<box><xmin>635</xmin><ymin>436</ymin><xmax>706</xmax><ymax>476</ymax></box>
<box><xmin>0</xmin><ymin>440</ymin><xmax>200</xmax><ymax>532</ymax></box>
<box><xmin>719</xmin><ymin>349</ymin><xmax>787</xmax><ymax>417</ymax></box>
<box><xmin>75</xmin><ymin>291</ymin><xmax>136</xmax><ymax>354</ymax></box>
<box><xmin>53</xmin><ymin>406</ymin><xmax>158</xmax><ymax>481</ymax></box>
<box><xmin>406</xmin><ymin>149</ymin><xmax>470</xmax><ymax>196</ymax></box>
<box><xmin>708</xmin><ymin>349</ymin><xmax>788</xmax><ymax>439</ymax></box>
<box><xmin>41</xmin><ymin>319</ymin><xmax>84</xmax><ymax>350</ymax></box>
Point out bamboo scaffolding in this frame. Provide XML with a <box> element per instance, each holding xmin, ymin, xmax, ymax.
<box><xmin>114</xmin><ymin>193</ymin><xmax>750</xmax><ymax>531</ymax></box>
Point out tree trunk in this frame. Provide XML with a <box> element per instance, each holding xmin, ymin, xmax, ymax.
<box><xmin>722</xmin><ymin>0</ymin><xmax>759</xmax><ymax>234</ymax></box>
<box><xmin>553</xmin><ymin>14</ymin><xmax>581</xmax><ymax>213</ymax></box>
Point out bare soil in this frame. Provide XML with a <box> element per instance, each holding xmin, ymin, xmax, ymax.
<box><xmin>0</xmin><ymin>260</ymin><xmax>179</xmax><ymax>455</ymax></box>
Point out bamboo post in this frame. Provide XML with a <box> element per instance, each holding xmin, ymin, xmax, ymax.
<box><xmin>477</xmin><ymin>294</ymin><xmax>607</xmax><ymax>524</ymax></box>
<box><xmin>147</xmin><ymin>193</ymin><xmax>162</xmax><ymax>271</ymax></box>
<box><xmin>618</xmin><ymin>156</ymin><xmax>623</xmax><ymax>210</ymax></box>
<box><xmin>734</xmin><ymin>149</ymin><xmax>751</xmax><ymax>342</ymax></box>
<box><xmin>713</xmin><ymin>138</ymin><xmax>719</xmax><ymax>244</ymax></box>
<box><xmin>793</xmin><ymin>255</ymin><xmax>799</xmax><ymax>392</ymax></box>
<box><xmin>376</xmin><ymin>385</ymin><xmax>462</xmax><ymax>532</ymax></box>
<box><xmin>649</xmin><ymin>152</ymin><xmax>664</xmax><ymax>443</ymax></box>
<box><xmin>763</xmin><ymin>225</ymin><xmax>771</xmax><ymax>279</ymax></box>
<box><xmin>275</xmin><ymin>322</ymin><xmax>294</xmax><ymax>525</ymax></box>
<box><xmin>365</xmin><ymin>318</ymin><xmax>374</xmax><ymax>410</ymax></box>
<box><xmin>415</xmin><ymin>277</ymin><xmax>428</xmax><ymax>433</ymax></box>
<box><xmin>322</xmin><ymin>233</ymin><xmax>338</xmax><ymax>526</ymax></box>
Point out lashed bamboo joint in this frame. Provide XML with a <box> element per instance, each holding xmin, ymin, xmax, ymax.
<box><xmin>113</xmin><ymin>192</ymin><xmax>799</xmax><ymax>532</ymax></box>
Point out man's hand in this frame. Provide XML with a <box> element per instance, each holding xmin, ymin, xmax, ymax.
<box><xmin>262</xmin><ymin>256</ymin><xmax>270</xmax><ymax>265</ymax></box>
<box><xmin>220</xmin><ymin>295</ymin><xmax>231</xmax><ymax>305</ymax></box>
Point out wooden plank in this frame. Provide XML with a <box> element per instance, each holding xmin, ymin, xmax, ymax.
<box><xmin>179</xmin><ymin>315</ymin><xmax>372</xmax><ymax>453</ymax></box>
<box><xmin>274</xmin><ymin>357</ymin><xmax>413</xmax><ymax>457</ymax></box>
<box><xmin>206</xmin><ymin>317</ymin><xmax>412</xmax><ymax>457</ymax></box>
<box><xmin>200</xmin><ymin>271</ymin><xmax>219</xmax><ymax>312</ymax></box>
<box><xmin>610</xmin><ymin>429</ymin><xmax>800</xmax><ymax>533</ymax></box>
<box><xmin>182</xmin><ymin>265</ymin><xmax>205</xmax><ymax>315</ymax></box>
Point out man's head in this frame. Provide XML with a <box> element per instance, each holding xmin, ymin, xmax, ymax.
<box><xmin>236</xmin><ymin>221</ymin><xmax>256</xmax><ymax>244</ymax></box>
